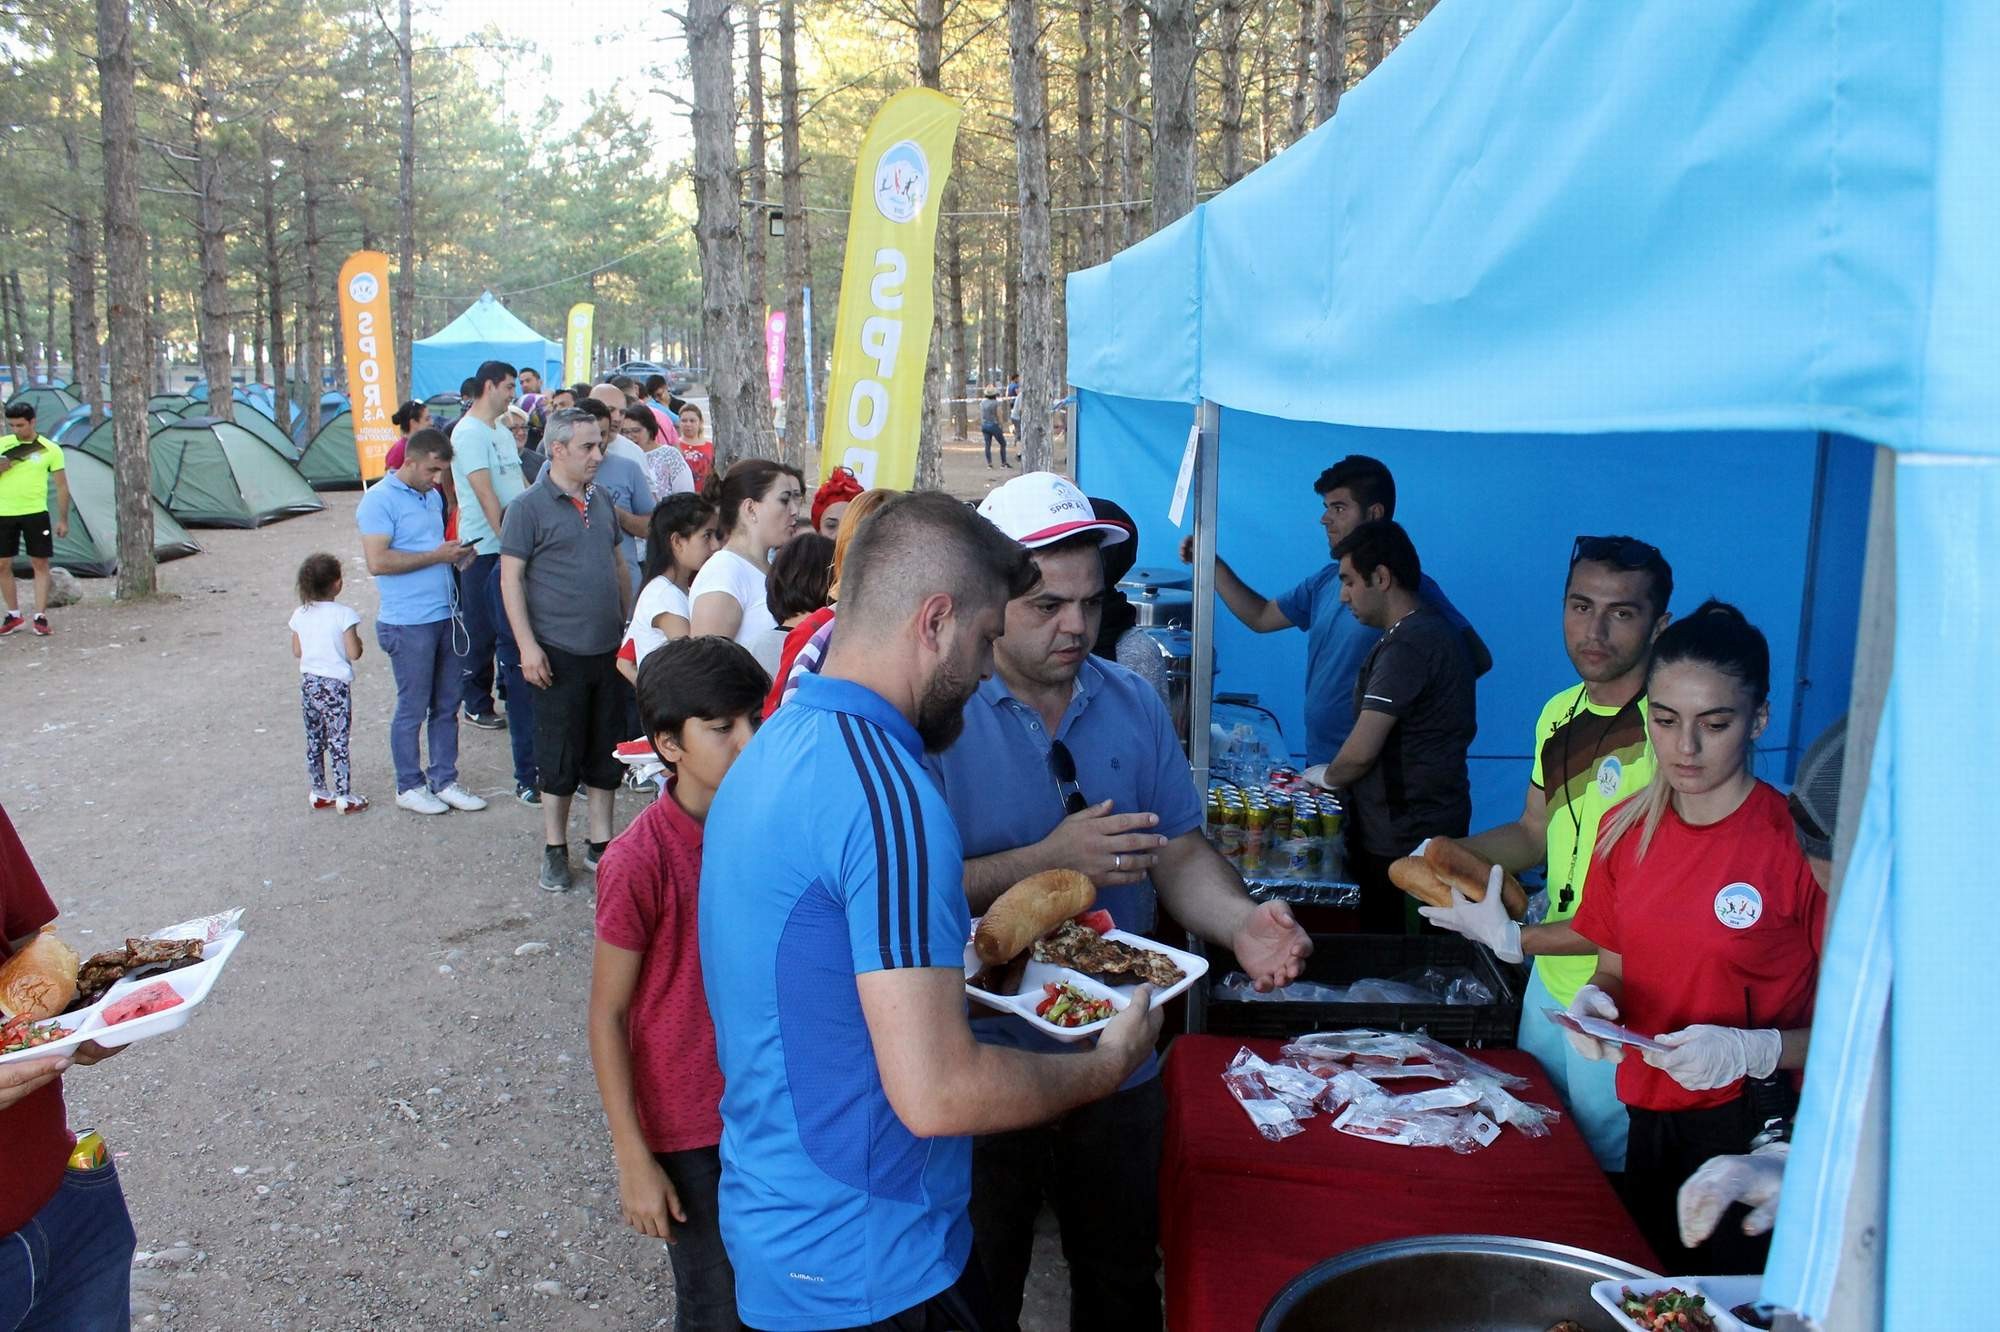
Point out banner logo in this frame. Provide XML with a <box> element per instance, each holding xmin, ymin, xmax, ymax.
<box><xmin>873</xmin><ymin>141</ymin><xmax>930</xmax><ymax>224</ymax></box>
<box><xmin>346</xmin><ymin>271</ymin><xmax>380</xmax><ymax>305</ymax></box>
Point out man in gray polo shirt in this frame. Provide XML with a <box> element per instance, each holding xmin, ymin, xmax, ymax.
<box><xmin>499</xmin><ymin>408</ymin><xmax>634</xmax><ymax>892</ymax></box>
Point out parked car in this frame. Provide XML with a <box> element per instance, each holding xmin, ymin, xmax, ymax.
<box><xmin>612</xmin><ymin>360</ymin><xmax>671</xmax><ymax>382</ymax></box>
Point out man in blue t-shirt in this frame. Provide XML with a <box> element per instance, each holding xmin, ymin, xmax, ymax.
<box><xmin>1183</xmin><ymin>454</ymin><xmax>1491</xmax><ymax>764</ymax></box>
<box><xmin>930</xmin><ymin>473</ymin><xmax>1313</xmax><ymax>1331</ymax></box>
<box><xmin>700</xmin><ymin>492</ymin><xmax>1163</xmax><ymax>1332</ymax></box>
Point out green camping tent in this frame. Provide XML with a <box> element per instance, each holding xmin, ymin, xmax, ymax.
<box><xmin>147</xmin><ymin>417</ymin><xmax>324</xmax><ymax>527</ymax></box>
<box><xmin>62</xmin><ymin>410</ymin><xmax>179</xmax><ymax>450</ymax></box>
<box><xmin>296</xmin><ymin>413</ymin><xmax>361</xmax><ymax>490</ymax></box>
<box><xmin>423</xmin><ymin>394</ymin><xmax>465</xmax><ymax>427</ymax></box>
<box><xmin>149</xmin><ymin>394</ymin><xmax>195</xmax><ymax>414</ymax></box>
<box><xmin>8</xmin><ymin>449</ymin><xmax>200</xmax><ymax>578</ymax></box>
<box><xmin>218</xmin><ymin>405</ymin><xmax>305</xmax><ymax>463</ymax></box>
<box><xmin>6</xmin><ymin>386</ymin><xmax>80</xmax><ymax>424</ymax></box>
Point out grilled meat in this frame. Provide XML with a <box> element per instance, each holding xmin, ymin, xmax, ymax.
<box><xmin>1032</xmin><ymin>921</ymin><xmax>1184</xmax><ymax>988</ymax></box>
<box><xmin>73</xmin><ymin>938</ymin><xmax>204</xmax><ymax>1006</ymax></box>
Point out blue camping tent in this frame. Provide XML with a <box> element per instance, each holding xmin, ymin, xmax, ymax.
<box><xmin>410</xmin><ymin>292</ymin><xmax>563</xmax><ymax>400</ymax></box>
<box><xmin>1067</xmin><ymin>2</ymin><xmax>1995</xmax><ymax>1328</ymax></box>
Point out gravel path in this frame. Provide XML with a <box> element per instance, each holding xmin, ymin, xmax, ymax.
<box><xmin>3</xmin><ymin>432</ymin><xmax>1076</xmax><ymax>1331</ymax></box>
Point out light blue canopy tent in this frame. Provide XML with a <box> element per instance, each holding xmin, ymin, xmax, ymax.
<box><xmin>1067</xmin><ymin>2</ymin><xmax>1996</xmax><ymax>1329</ymax></box>
<box><xmin>410</xmin><ymin>292</ymin><xmax>563</xmax><ymax>400</ymax></box>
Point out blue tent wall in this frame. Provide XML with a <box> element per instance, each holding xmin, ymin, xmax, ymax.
<box><xmin>1076</xmin><ymin>393</ymin><xmax>1869</xmax><ymax>833</ymax></box>
<box><xmin>411</xmin><ymin>293</ymin><xmax>565</xmax><ymax>399</ymax></box>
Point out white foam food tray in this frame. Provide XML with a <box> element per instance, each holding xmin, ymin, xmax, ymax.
<box><xmin>962</xmin><ymin>925</ymin><xmax>1208</xmax><ymax>1044</ymax></box>
<box><xmin>1591</xmin><ymin>1277</ymin><xmax>1755</xmax><ymax>1332</ymax></box>
<box><xmin>0</xmin><ymin>929</ymin><xmax>244</xmax><ymax>1065</ymax></box>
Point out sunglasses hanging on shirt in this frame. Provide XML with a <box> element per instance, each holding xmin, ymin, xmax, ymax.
<box><xmin>1049</xmin><ymin>739</ymin><xmax>1089</xmax><ymax>816</ymax></box>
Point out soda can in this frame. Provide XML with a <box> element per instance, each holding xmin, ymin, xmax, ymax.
<box><xmin>67</xmin><ymin>1130</ymin><xmax>109</xmax><ymax>1171</ymax></box>
<box><xmin>1242</xmin><ymin>802</ymin><xmax>1271</xmax><ymax>874</ymax></box>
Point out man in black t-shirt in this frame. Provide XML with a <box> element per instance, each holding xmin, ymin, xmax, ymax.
<box><xmin>1311</xmin><ymin>519</ymin><xmax>1476</xmax><ymax>930</ymax></box>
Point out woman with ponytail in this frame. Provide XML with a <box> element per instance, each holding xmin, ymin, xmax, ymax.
<box><xmin>1565</xmin><ymin>600</ymin><xmax>1826</xmax><ymax>1275</ymax></box>
<box><xmin>688</xmin><ymin>459</ymin><xmax>803</xmax><ymax>676</ymax></box>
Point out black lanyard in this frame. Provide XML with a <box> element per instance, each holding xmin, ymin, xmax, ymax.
<box><xmin>1554</xmin><ymin>691</ymin><xmax>1637</xmax><ymax>913</ymax></box>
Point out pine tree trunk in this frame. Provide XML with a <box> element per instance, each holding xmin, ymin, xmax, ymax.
<box><xmin>778</xmin><ymin>0</ymin><xmax>812</xmax><ymax>471</ymax></box>
<box><xmin>1364</xmin><ymin>0</ymin><xmax>1389</xmax><ymax>72</ymax></box>
<box><xmin>1289</xmin><ymin>0</ymin><xmax>1312</xmax><ymax>142</ymax></box>
<box><xmin>0</xmin><ymin>265</ymin><xmax>17</xmax><ymax>392</ymax></box>
<box><xmin>946</xmin><ymin>215</ymin><xmax>969</xmax><ymax>441</ymax></box>
<box><xmin>1074</xmin><ymin>0</ymin><xmax>1098</xmax><ymax>267</ymax></box>
<box><xmin>1097</xmin><ymin>1</ymin><xmax>1117</xmax><ymax>246</ymax></box>
<box><xmin>147</xmin><ymin>235</ymin><xmax>166</xmax><ymax>393</ymax></box>
<box><xmin>1003</xmin><ymin>224</ymin><xmax>1019</xmax><ymax>388</ymax></box>
<box><xmin>261</xmin><ymin>130</ymin><xmax>289</xmax><ymax>433</ymax></box>
<box><xmin>1257</xmin><ymin>0</ymin><xmax>1276</xmax><ymax>161</ymax></box>
<box><xmin>913</xmin><ymin>0</ymin><xmax>947</xmax><ymax>492</ymax></box>
<box><xmin>44</xmin><ymin>270</ymin><xmax>56</xmax><ymax>384</ymax></box>
<box><xmin>686</xmin><ymin>0</ymin><xmax>774</xmax><ymax>465</ymax></box>
<box><xmin>1008</xmin><ymin>0</ymin><xmax>1054</xmax><ymax>472</ymax></box>
<box><xmin>396</xmin><ymin>0</ymin><xmax>416</xmax><ymax>400</ymax></box>
<box><xmin>303</xmin><ymin>162</ymin><xmax>324</xmax><ymax>438</ymax></box>
<box><xmin>745</xmin><ymin>0</ymin><xmax>768</xmax><ymax>320</ymax></box>
<box><xmin>14</xmin><ymin>273</ymin><xmax>40</xmax><ymax>387</ymax></box>
<box><xmin>63</xmin><ymin>113</ymin><xmax>101</xmax><ymax>422</ymax></box>
<box><xmin>1149</xmin><ymin>0</ymin><xmax>1199</xmax><ymax>231</ymax></box>
<box><xmin>1219</xmin><ymin>0</ymin><xmax>1247</xmax><ymax>184</ymax></box>
<box><xmin>99</xmin><ymin>0</ymin><xmax>153</xmax><ymax>597</ymax></box>
<box><xmin>1117</xmin><ymin>0</ymin><xmax>1142</xmax><ymax>247</ymax></box>
<box><xmin>190</xmin><ymin>71</ymin><xmax>234</xmax><ymax>422</ymax></box>
<box><xmin>1313</xmin><ymin>0</ymin><xmax>1345</xmax><ymax>124</ymax></box>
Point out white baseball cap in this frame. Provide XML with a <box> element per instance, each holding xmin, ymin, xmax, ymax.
<box><xmin>977</xmin><ymin>472</ymin><xmax>1132</xmax><ymax>549</ymax></box>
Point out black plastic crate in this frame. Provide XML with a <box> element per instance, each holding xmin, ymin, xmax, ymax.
<box><xmin>1194</xmin><ymin>932</ymin><xmax>1527</xmax><ymax>1047</ymax></box>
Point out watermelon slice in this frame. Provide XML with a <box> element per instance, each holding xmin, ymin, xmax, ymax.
<box><xmin>101</xmin><ymin>981</ymin><xmax>184</xmax><ymax>1027</ymax></box>
<box><xmin>1072</xmin><ymin>909</ymin><xmax>1116</xmax><ymax>935</ymax></box>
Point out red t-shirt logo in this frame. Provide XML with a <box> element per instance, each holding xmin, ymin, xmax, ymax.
<box><xmin>1714</xmin><ymin>882</ymin><xmax>1764</xmax><ymax>930</ymax></box>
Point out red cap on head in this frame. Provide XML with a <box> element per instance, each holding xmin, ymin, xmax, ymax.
<box><xmin>811</xmin><ymin>467</ymin><xmax>865</xmax><ymax>529</ymax></box>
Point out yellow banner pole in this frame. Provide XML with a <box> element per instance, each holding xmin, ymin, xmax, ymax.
<box><xmin>565</xmin><ymin>303</ymin><xmax>596</xmax><ymax>388</ymax></box>
<box><xmin>338</xmin><ymin>251</ymin><xmax>397</xmax><ymax>482</ymax></box>
<box><xmin>818</xmin><ymin>88</ymin><xmax>963</xmax><ymax>488</ymax></box>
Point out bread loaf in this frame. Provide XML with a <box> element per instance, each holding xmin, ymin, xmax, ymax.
<box><xmin>0</xmin><ymin>927</ymin><xmax>80</xmax><ymax>1020</ymax></box>
<box><xmin>1387</xmin><ymin>839</ymin><xmax>1530</xmax><ymax>921</ymax></box>
<box><xmin>973</xmin><ymin>869</ymin><xmax>1096</xmax><ymax>966</ymax></box>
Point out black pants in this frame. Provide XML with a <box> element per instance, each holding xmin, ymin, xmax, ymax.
<box><xmin>531</xmin><ymin>644</ymin><xmax>626</xmax><ymax>796</ymax></box>
<box><xmin>655</xmin><ymin>1147</ymin><xmax>743</xmax><ymax>1332</ymax></box>
<box><xmin>981</xmin><ymin>425</ymin><xmax>1008</xmax><ymax>466</ymax></box>
<box><xmin>1346</xmin><ymin>836</ymin><xmax>1411</xmax><ymax>933</ymax></box>
<box><xmin>745</xmin><ymin>1257</ymin><xmax>998</xmax><ymax>1332</ymax></box>
<box><xmin>1621</xmin><ymin>1096</ymin><xmax>1771</xmax><ymax>1276</ymax></box>
<box><xmin>969</xmin><ymin>1076</ymin><xmax>1165</xmax><ymax>1332</ymax></box>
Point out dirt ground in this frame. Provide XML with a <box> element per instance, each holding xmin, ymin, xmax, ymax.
<box><xmin>1</xmin><ymin>430</ymin><xmax>1085</xmax><ymax>1332</ymax></box>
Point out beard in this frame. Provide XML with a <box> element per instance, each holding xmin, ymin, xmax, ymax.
<box><xmin>915</xmin><ymin>652</ymin><xmax>980</xmax><ymax>753</ymax></box>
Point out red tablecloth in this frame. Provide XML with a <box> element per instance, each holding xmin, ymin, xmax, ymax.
<box><xmin>1161</xmin><ymin>1035</ymin><xmax>1656</xmax><ymax>1332</ymax></box>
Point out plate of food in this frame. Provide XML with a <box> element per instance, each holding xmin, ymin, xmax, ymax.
<box><xmin>1591</xmin><ymin>1278</ymin><xmax>1751</xmax><ymax>1332</ymax></box>
<box><xmin>962</xmin><ymin>870</ymin><xmax>1207</xmax><ymax>1042</ymax></box>
<box><xmin>0</xmin><ymin>910</ymin><xmax>245</xmax><ymax>1066</ymax></box>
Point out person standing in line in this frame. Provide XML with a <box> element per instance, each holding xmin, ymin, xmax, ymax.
<box><xmin>809</xmin><ymin>466</ymin><xmax>863</xmax><ymax>540</ymax></box>
<box><xmin>675</xmin><ymin>403</ymin><xmax>715</xmax><ymax>491</ymax></box>
<box><xmin>289</xmin><ymin>552</ymin><xmax>368</xmax><ymax>814</ymax></box>
<box><xmin>687</xmin><ymin>460</ymin><xmax>802</xmax><ymax>678</ymax></box>
<box><xmin>575</xmin><ymin>395</ymin><xmax>659</xmax><ymax>595</ymax></box>
<box><xmin>766</xmin><ymin>486</ymin><xmax>897</xmax><ymax>717</ymax></box>
<box><xmin>355</xmin><ymin>428</ymin><xmax>490</xmax><ymax>817</ymax></box>
<box><xmin>450</xmin><ymin>360</ymin><xmax>521</xmax><ymax>734</ymax></box>
<box><xmin>700</xmin><ymin>492</ymin><xmax>1164</xmax><ymax>1332</ymax></box>
<box><xmin>0</xmin><ymin>402</ymin><xmax>69</xmax><ymax>637</ymax></box>
<box><xmin>588</xmin><ymin>636</ymin><xmax>769</xmax><ymax>1332</ymax></box>
<box><xmin>979</xmin><ymin>388</ymin><xmax>1009</xmax><ymax>469</ymax></box>
<box><xmin>383</xmin><ymin>400</ymin><xmax>429</xmax><ymax>473</ymax></box>
<box><xmin>0</xmin><ymin>805</ymin><xmax>136</xmax><ymax>1331</ymax></box>
<box><xmin>506</xmin><ymin>406</ymin><xmax>546</xmax><ymax>487</ymax></box>
<box><xmin>1183</xmin><ymin>454</ymin><xmax>1490</xmax><ymax>765</ymax></box>
<box><xmin>501</xmin><ymin>407</ymin><xmax>633</xmax><ymax>893</ymax></box>
<box><xmin>1421</xmin><ymin>536</ymin><xmax>1674</xmax><ymax>1167</ymax></box>
<box><xmin>517</xmin><ymin>366</ymin><xmax>543</xmax><ymax>399</ymax></box>
<box><xmin>1311</xmin><ymin>518</ymin><xmax>1478</xmax><ymax>931</ymax></box>
<box><xmin>618</xmin><ymin>401</ymin><xmax>695</xmax><ymax>500</ymax></box>
<box><xmin>616</xmin><ymin>495</ymin><xmax>722</xmax><ymax>686</ymax></box>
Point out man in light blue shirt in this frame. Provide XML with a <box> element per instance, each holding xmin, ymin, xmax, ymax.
<box><xmin>928</xmin><ymin>472</ymin><xmax>1313</xmax><ymax>1331</ymax></box>
<box><xmin>1186</xmin><ymin>454</ymin><xmax>1490</xmax><ymax>764</ymax></box>
<box><xmin>452</xmin><ymin>359</ymin><xmax>537</xmax><ymax>801</ymax></box>
<box><xmin>701</xmin><ymin>492</ymin><xmax>1162</xmax><ymax>1331</ymax></box>
<box><xmin>355</xmin><ymin>429</ymin><xmax>487</xmax><ymax>817</ymax></box>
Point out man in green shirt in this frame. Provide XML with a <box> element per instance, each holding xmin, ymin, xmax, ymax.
<box><xmin>1421</xmin><ymin>535</ymin><xmax>1673</xmax><ymax>1169</ymax></box>
<box><xmin>0</xmin><ymin>402</ymin><xmax>70</xmax><ymax>637</ymax></box>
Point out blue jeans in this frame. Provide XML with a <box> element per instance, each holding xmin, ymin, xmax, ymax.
<box><xmin>377</xmin><ymin>617</ymin><xmax>463</xmax><ymax>793</ymax></box>
<box><xmin>981</xmin><ymin>424</ymin><xmax>1008</xmax><ymax>465</ymax></box>
<box><xmin>459</xmin><ymin>554</ymin><xmax>500</xmax><ymax>716</ymax></box>
<box><xmin>0</xmin><ymin>1163</ymin><xmax>138</xmax><ymax>1331</ymax></box>
<box><xmin>1518</xmin><ymin>964</ymin><xmax>1629</xmax><ymax>1170</ymax></box>
<box><xmin>469</xmin><ymin>554</ymin><xmax>537</xmax><ymax>788</ymax></box>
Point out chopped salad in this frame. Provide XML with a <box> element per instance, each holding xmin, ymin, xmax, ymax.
<box><xmin>1033</xmin><ymin>981</ymin><xmax>1116</xmax><ymax>1028</ymax></box>
<box><xmin>1618</xmin><ymin>1287</ymin><xmax>1719</xmax><ymax>1332</ymax></box>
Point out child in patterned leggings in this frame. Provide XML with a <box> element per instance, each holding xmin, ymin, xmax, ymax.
<box><xmin>289</xmin><ymin>553</ymin><xmax>368</xmax><ymax>812</ymax></box>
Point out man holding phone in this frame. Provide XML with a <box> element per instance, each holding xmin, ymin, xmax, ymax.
<box><xmin>357</xmin><ymin>428</ymin><xmax>488</xmax><ymax>817</ymax></box>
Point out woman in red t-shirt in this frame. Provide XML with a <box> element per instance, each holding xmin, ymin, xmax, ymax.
<box><xmin>1567</xmin><ymin>601</ymin><xmax>1826</xmax><ymax>1275</ymax></box>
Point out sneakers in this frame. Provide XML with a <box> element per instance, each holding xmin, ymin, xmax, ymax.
<box><xmin>461</xmin><ymin>707</ymin><xmax>505</xmax><ymax>730</ymax></box>
<box><xmin>516</xmin><ymin>784</ymin><xmax>542</xmax><ymax>807</ymax></box>
<box><xmin>435</xmin><ymin>782</ymin><xmax>489</xmax><ymax>812</ymax></box>
<box><xmin>540</xmin><ymin>844</ymin><xmax>572</xmax><ymax>893</ymax></box>
<box><xmin>337</xmin><ymin>794</ymin><xmax>370</xmax><ymax>814</ymax></box>
<box><xmin>396</xmin><ymin>787</ymin><xmax>449</xmax><ymax>815</ymax></box>
<box><xmin>29</xmin><ymin>614</ymin><xmax>49</xmax><ymax>636</ymax></box>
<box><xmin>310</xmin><ymin>792</ymin><xmax>336</xmax><ymax>810</ymax></box>
<box><xmin>584</xmin><ymin>840</ymin><xmax>610</xmax><ymax>871</ymax></box>
<box><xmin>0</xmin><ymin>612</ymin><xmax>21</xmax><ymax>636</ymax></box>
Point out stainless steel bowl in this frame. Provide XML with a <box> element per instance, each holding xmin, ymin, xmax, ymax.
<box><xmin>1257</xmin><ymin>1234</ymin><xmax>1656</xmax><ymax>1332</ymax></box>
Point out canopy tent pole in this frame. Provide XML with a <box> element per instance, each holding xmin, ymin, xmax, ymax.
<box><xmin>1188</xmin><ymin>398</ymin><xmax>1221</xmax><ymax>784</ymax></box>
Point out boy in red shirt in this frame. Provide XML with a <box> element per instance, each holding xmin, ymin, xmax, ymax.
<box><xmin>588</xmin><ymin>636</ymin><xmax>769</xmax><ymax>1331</ymax></box>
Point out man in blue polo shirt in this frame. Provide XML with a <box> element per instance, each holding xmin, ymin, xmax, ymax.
<box><xmin>1183</xmin><ymin>454</ymin><xmax>1490</xmax><ymax>764</ymax></box>
<box><xmin>355</xmin><ymin>429</ymin><xmax>487</xmax><ymax>817</ymax></box>
<box><xmin>701</xmin><ymin>492</ymin><xmax>1164</xmax><ymax>1332</ymax></box>
<box><xmin>929</xmin><ymin>473</ymin><xmax>1314</xmax><ymax>1331</ymax></box>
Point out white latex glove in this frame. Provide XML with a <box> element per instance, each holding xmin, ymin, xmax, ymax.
<box><xmin>1418</xmin><ymin>864</ymin><xmax>1524</xmax><ymax>962</ymax></box>
<box><xmin>1677</xmin><ymin>1141</ymin><xmax>1789</xmax><ymax>1249</ymax></box>
<box><xmin>1409</xmin><ymin>838</ymin><xmax>1432</xmax><ymax>858</ymax></box>
<box><xmin>1643</xmin><ymin>1024</ymin><xmax>1782</xmax><ymax>1091</ymax></box>
<box><xmin>1564</xmin><ymin>984</ymin><xmax>1624</xmax><ymax>1064</ymax></box>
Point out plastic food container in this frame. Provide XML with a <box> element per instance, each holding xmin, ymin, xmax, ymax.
<box><xmin>0</xmin><ymin>924</ymin><xmax>244</xmax><ymax>1066</ymax></box>
<box><xmin>962</xmin><ymin>927</ymin><xmax>1208</xmax><ymax>1043</ymax></box>
<box><xmin>1591</xmin><ymin>1277</ymin><xmax>1756</xmax><ymax>1332</ymax></box>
